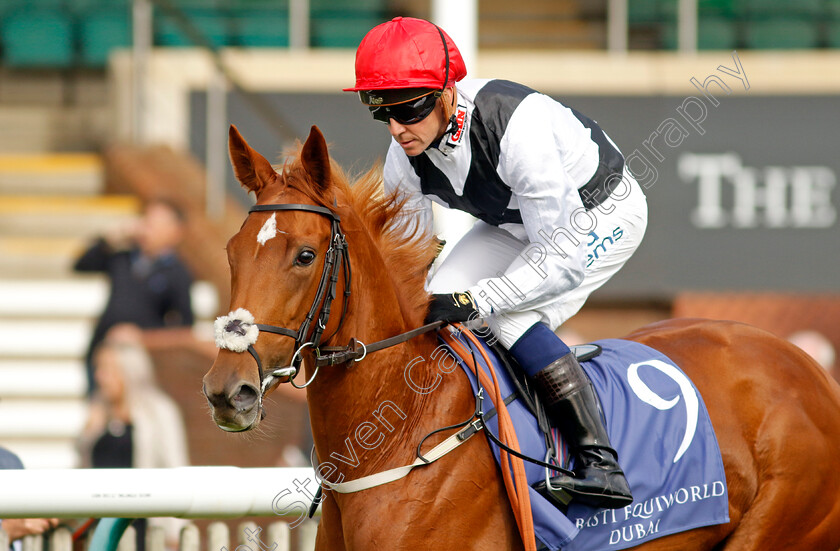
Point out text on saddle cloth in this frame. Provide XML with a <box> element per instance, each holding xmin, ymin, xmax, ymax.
<box><xmin>440</xmin><ymin>329</ymin><xmax>729</xmax><ymax>551</ymax></box>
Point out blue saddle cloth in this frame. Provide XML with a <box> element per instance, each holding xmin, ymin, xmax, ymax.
<box><xmin>439</xmin><ymin>327</ymin><xmax>729</xmax><ymax>551</ymax></box>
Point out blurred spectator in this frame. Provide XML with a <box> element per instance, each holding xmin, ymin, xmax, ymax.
<box><xmin>78</xmin><ymin>327</ymin><xmax>189</xmax><ymax>550</ymax></box>
<box><xmin>74</xmin><ymin>198</ymin><xmax>194</xmax><ymax>394</ymax></box>
<box><xmin>0</xmin><ymin>447</ymin><xmax>59</xmax><ymax>551</ymax></box>
<box><xmin>788</xmin><ymin>330</ymin><xmax>837</xmax><ymax>378</ymax></box>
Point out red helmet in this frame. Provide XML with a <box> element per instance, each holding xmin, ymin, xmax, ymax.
<box><xmin>344</xmin><ymin>17</ymin><xmax>467</xmax><ymax>101</ymax></box>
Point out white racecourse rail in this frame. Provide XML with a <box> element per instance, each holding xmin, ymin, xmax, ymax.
<box><xmin>0</xmin><ymin>467</ymin><xmax>321</xmax><ymax>518</ymax></box>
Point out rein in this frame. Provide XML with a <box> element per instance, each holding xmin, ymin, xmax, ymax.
<box><xmin>442</xmin><ymin>325</ymin><xmax>537</xmax><ymax>551</ymax></box>
<box><xmin>218</xmin><ymin>202</ymin><xmax>443</xmax><ymax>393</ymax></box>
<box><xmin>315</xmin><ymin>320</ymin><xmax>443</xmax><ymax>367</ymax></box>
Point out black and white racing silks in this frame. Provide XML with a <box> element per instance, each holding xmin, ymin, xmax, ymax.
<box><xmin>383</xmin><ymin>79</ymin><xmax>631</xmax><ymax>319</ymax></box>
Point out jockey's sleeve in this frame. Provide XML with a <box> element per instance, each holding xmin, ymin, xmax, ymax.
<box><xmin>468</xmin><ymin>94</ymin><xmax>590</xmax><ymax>316</ymax></box>
<box><xmin>384</xmin><ymin>142</ymin><xmax>435</xmax><ymax>238</ymax></box>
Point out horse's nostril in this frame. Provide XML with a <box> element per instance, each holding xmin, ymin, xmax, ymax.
<box><xmin>233</xmin><ymin>383</ymin><xmax>259</xmax><ymax>410</ymax></box>
<box><xmin>204</xmin><ymin>385</ymin><xmax>229</xmax><ymax>409</ymax></box>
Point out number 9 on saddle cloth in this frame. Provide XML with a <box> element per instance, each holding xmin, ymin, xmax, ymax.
<box><xmin>441</xmin><ymin>326</ymin><xmax>728</xmax><ymax>551</ymax></box>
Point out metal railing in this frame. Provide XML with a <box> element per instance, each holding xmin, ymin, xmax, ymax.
<box><xmin>0</xmin><ymin>467</ymin><xmax>321</xmax><ymax>551</ymax></box>
<box><xmin>1</xmin><ymin>520</ymin><xmax>318</xmax><ymax>551</ymax></box>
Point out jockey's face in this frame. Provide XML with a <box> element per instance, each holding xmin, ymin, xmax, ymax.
<box><xmin>386</xmin><ymin>88</ymin><xmax>454</xmax><ymax>157</ymax></box>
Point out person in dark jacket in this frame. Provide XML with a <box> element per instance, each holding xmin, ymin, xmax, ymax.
<box><xmin>74</xmin><ymin>198</ymin><xmax>194</xmax><ymax>394</ymax></box>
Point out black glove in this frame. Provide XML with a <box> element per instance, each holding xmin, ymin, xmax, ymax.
<box><xmin>425</xmin><ymin>291</ymin><xmax>479</xmax><ymax>324</ymax></box>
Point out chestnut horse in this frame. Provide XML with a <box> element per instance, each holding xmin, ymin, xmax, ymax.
<box><xmin>203</xmin><ymin>125</ymin><xmax>840</xmax><ymax>550</ymax></box>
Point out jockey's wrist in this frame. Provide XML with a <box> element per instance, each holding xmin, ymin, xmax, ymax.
<box><xmin>424</xmin><ymin>291</ymin><xmax>479</xmax><ymax>324</ymax></box>
<box><xmin>466</xmin><ymin>285</ymin><xmax>494</xmax><ymax>317</ymax></box>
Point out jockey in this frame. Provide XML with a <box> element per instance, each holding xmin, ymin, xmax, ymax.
<box><xmin>344</xmin><ymin>16</ymin><xmax>647</xmax><ymax>510</ymax></box>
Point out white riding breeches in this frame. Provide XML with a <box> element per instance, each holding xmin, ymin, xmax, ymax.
<box><xmin>427</xmin><ymin>172</ymin><xmax>648</xmax><ymax>348</ymax></box>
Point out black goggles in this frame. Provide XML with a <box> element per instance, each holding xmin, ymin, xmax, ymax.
<box><xmin>368</xmin><ymin>91</ymin><xmax>441</xmax><ymax>125</ymax></box>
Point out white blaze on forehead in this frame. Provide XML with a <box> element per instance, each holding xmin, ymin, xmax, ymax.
<box><xmin>256</xmin><ymin>213</ymin><xmax>287</xmax><ymax>245</ymax></box>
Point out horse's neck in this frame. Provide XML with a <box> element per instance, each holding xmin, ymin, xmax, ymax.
<box><xmin>303</xmin><ymin>217</ymin><xmax>475</xmax><ymax>479</ymax></box>
<box><xmin>305</xmin><ymin>320</ymin><xmax>475</xmax><ymax>484</ymax></box>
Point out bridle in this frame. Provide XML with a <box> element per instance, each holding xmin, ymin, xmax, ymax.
<box><xmin>240</xmin><ymin>202</ymin><xmax>351</xmax><ymax>391</ymax></box>
<box><xmin>222</xmin><ymin>201</ymin><xmax>441</xmax><ymax>394</ymax></box>
<box><xmin>217</xmin><ymin>201</ymin><xmax>502</xmax><ymax>511</ymax></box>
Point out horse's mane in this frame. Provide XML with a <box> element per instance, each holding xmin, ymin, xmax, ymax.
<box><xmin>276</xmin><ymin>151</ymin><xmax>438</xmax><ymax>326</ymax></box>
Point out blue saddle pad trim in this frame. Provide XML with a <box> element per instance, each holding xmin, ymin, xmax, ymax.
<box><xmin>440</xmin><ymin>330</ymin><xmax>729</xmax><ymax>551</ymax></box>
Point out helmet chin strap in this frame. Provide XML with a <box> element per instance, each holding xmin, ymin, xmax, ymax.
<box><xmin>445</xmin><ymin>114</ymin><xmax>458</xmax><ymax>136</ymax></box>
<box><xmin>440</xmin><ymin>86</ymin><xmax>459</xmax><ymax>136</ymax></box>
<box><xmin>433</xmin><ymin>24</ymin><xmax>458</xmax><ymax>137</ymax></box>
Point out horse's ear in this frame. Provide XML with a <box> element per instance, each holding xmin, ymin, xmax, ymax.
<box><xmin>228</xmin><ymin>124</ymin><xmax>278</xmax><ymax>195</ymax></box>
<box><xmin>300</xmin><ymin>125</ymin><xmax>332</xmax><ymax>194</ymax></box>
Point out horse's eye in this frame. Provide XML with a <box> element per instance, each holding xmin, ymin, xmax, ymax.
<box><xmin>296</xmin><ymin>249</ymin><xmax>316</xmax><ymax>266</ymax></box>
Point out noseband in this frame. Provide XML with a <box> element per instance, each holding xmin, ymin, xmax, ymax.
<box><xmin>237</xmin><ymin>203</ymin><xmax>351</xmax><ymax>391</ymax></box>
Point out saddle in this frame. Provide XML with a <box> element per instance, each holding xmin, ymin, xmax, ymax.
<box><xmin>480</xmin><ymin>339</ymin><xmax>604</xmax><ymax>510</ymax></box>
<box><xmin>442</xmin><ymin>328</ymin><xmax>730</xmax><ymax>551</ymax></box>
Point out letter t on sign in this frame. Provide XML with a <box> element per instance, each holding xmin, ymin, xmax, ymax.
<box><xmin>679</xmin><ymin>152</ymin><xmax>743</xmax><ymax>228</ymax></box>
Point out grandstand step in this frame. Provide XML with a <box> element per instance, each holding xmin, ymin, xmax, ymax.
<box><xmin>480</xmin><ymin>19</ymin><xmax>604</xmax><ymax>49</ymax></box>
<box><xmin>0</xmin><ymin>152</ymin><xmax>104</xmax><ymax>195</ymax></box>
<box><xmin>0</xmin><ymin>398</ymin><xmax>87</xmax><ymax>439</ymax></box>
<box><xmin>0</xmin><ymin>236</ymin><xmax>88</xmax><ymax>278</ymax></box>
<box><xmin>0</xmin><ymin>105</ymin><xmax>108</xmax><ymax>153</ymax></box>
<box><xmin>478</xmin><ymin>0</ymin><xmax>605</xmax><ymax>49</ymax></box>
<box><xmin>0</xmin><ymin>70</ymin><xmax>107</xmax><ymax>106</ymax></box>
<box><xmin>0</xmin><ymin>319</ymin><xmax>92</xmax><ymax>358</ymax></box>
<box><xmin>0</xmin><ymin>195</ymin><xmax>139</xmax><ymax>238</ymax></box>
<box><xmin>0</xmin><ymin>278</ymin><xmax>107</xmax><ymax>318</ymax></box>
<box><xmin>0</xmin><ymin>439</ymin><xmax>81</xmax><ymax>469</ymax></box>
<box><xmin>0</xmin><ymin>278</ymin><xmax>218</xmax><ymax>320</ymax></box>
<box><xmin>0</xmin><ymin>359</ymin><xmax>86</xmax><ymax>398</ymax></box>
<box><xmin>480</xmin><ymin>0</ymin><xmax>580</xmax><ymax>17</ymax></box>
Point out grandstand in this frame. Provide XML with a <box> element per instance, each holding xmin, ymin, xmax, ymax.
<box><xmin>2</xmin><ymin>0</ymin><xmax>840</xmax><ymax>65</ymax></box>
<box><xmin>0</xmin><ymin>0</ymin><xmax>838</xmax><ymax>474</ymax></box>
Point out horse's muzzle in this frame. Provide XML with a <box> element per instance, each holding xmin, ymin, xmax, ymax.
<box><xmin>202</xmin><ymin>379</ymin><xmax>262</xmax><ymax>432</ymax></box>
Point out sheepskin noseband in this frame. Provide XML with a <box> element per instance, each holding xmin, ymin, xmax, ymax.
<box><xmin>214</xmin><ymin>308</ymin><xmax>260</xmax><ymax>353</ymax></box>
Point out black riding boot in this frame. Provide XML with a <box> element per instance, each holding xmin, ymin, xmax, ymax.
<box><xmin>532</xmin><ymin>352</ymin><xmax>633</xmax><ymax>509</ymax></box>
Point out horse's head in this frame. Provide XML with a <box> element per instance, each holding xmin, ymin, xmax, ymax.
<box><xmin>203</xmin><ymin>124</ymin><xmax>346</xmax><ymax>431</ymax></box>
